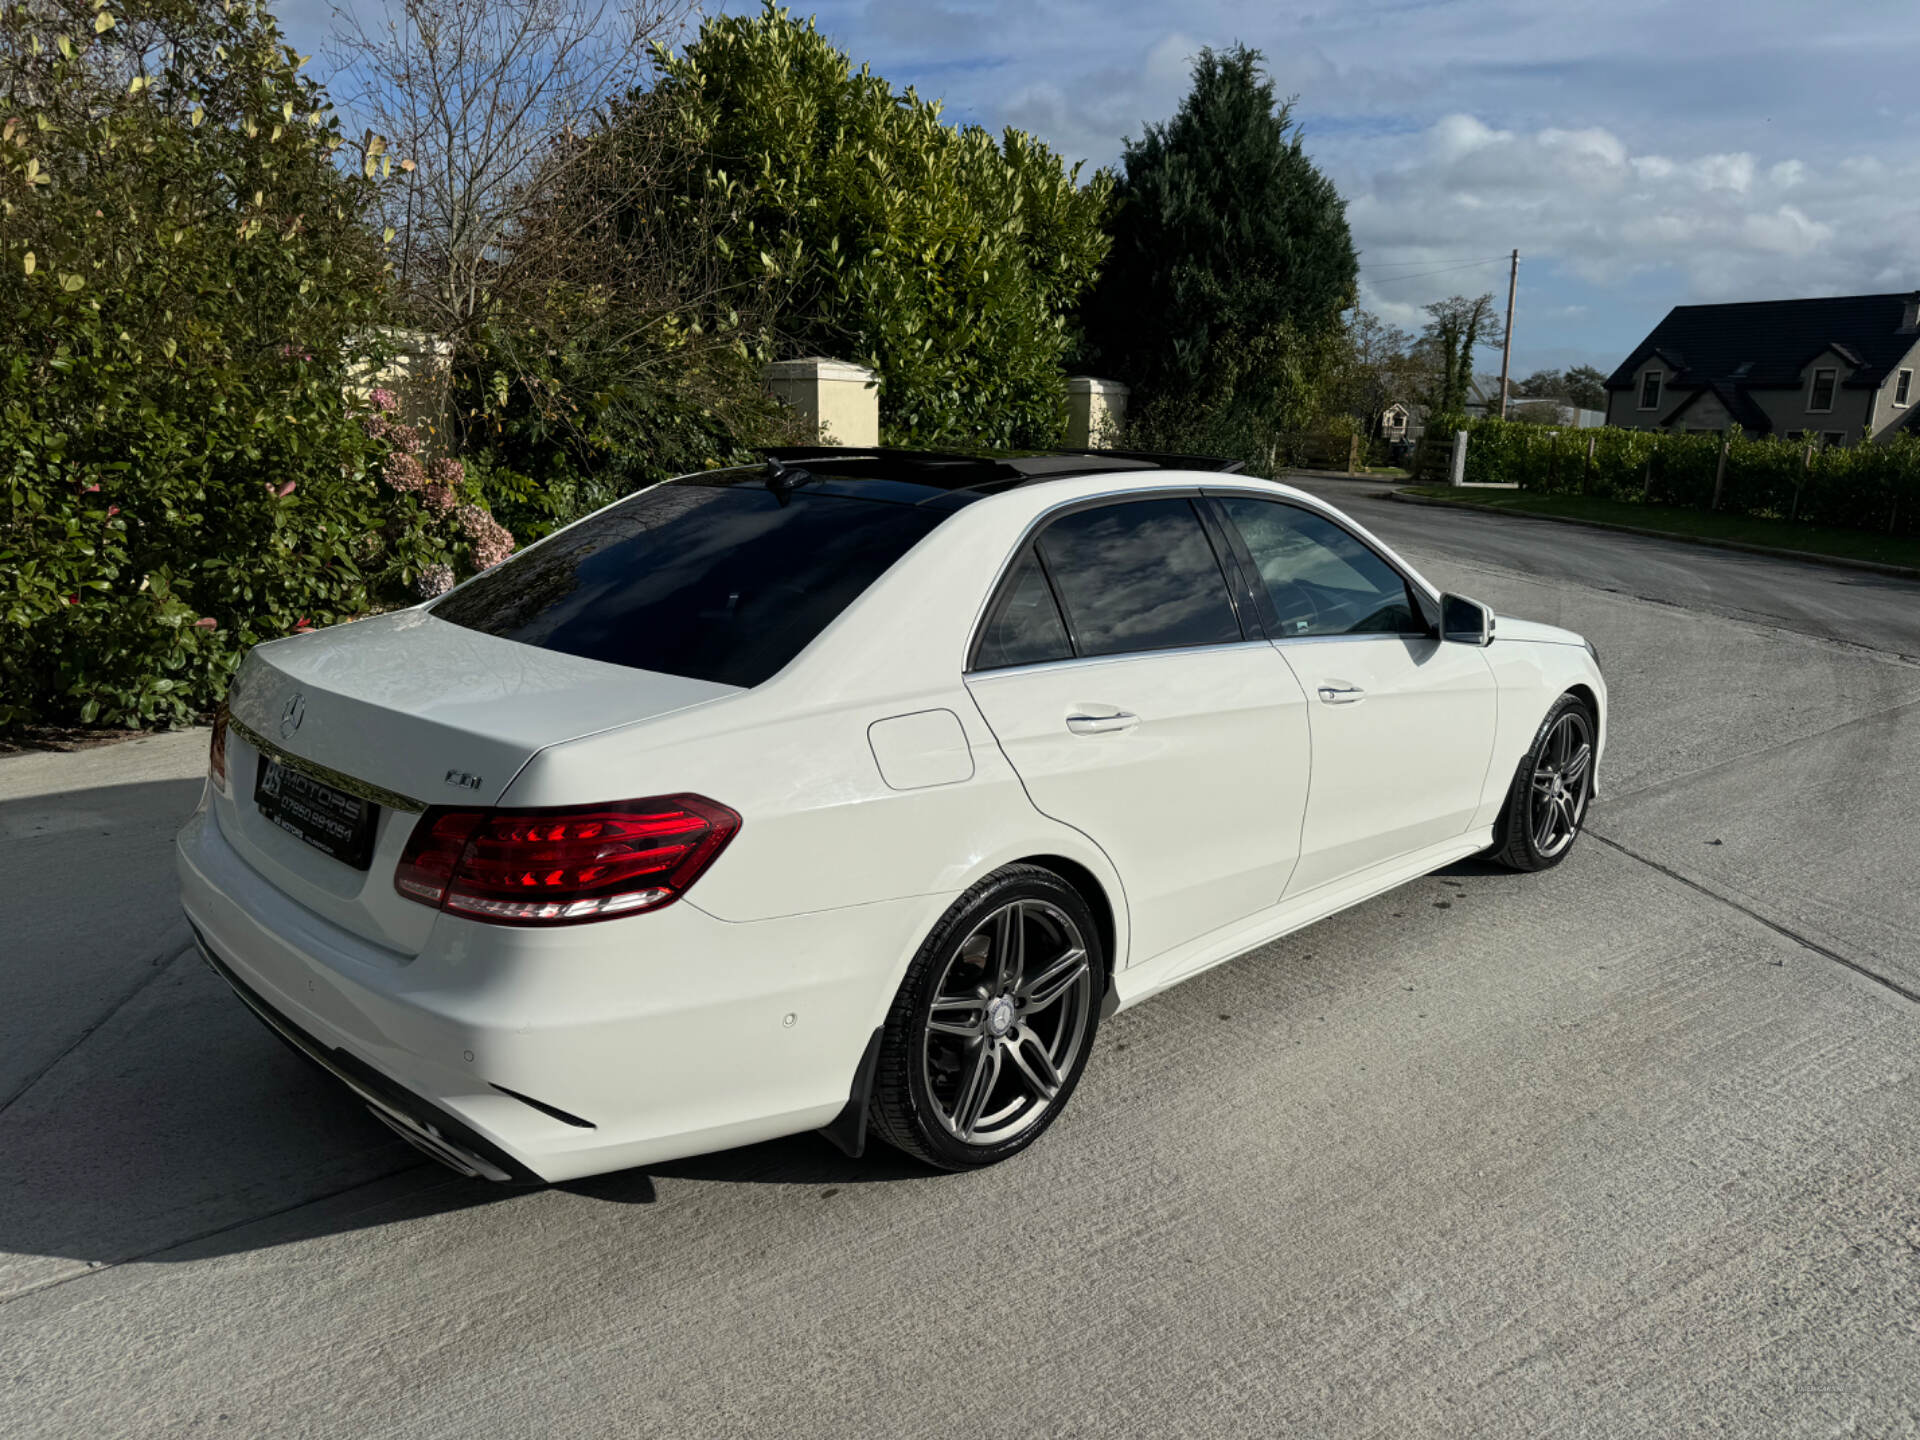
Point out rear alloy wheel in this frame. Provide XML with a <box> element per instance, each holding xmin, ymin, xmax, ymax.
<box><xmin>1490</xmin><ymin>693</ymin><xmax>1596</xmax><ymax>871</ymax></box>
<box><xmin>869</xmin><ymin>866</ymin><xmax>1101</xmax><ymax>1170</ymax></box>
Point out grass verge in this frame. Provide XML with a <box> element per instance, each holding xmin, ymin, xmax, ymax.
<box><xmin>1400</xmin><ymin>487</ymin><xmax>1920</xmax><ymax>572</ymax></box>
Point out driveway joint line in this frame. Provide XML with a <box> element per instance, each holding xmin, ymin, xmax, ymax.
<box><xmin>1587</xmin><ymin>831</ymin><xmax>1920</xmax><ymax>1008</ymax></box>
<box><xmin>1600</xmin><ymin>688</ymin><xmax>1920</xmax><ymax>805</ymax></box>
<box><xmin>0</xmin><ymin>933</ymin><xmax>191</xmax><ymax>1118</ymax></box>
<box><xmin>0</xmin><ymin>1161</ymin><xmax>432</xmax><ymax>1308</ymax></box>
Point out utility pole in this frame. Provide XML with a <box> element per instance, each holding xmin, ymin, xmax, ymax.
<box><xmin>1497</xmin><ymin>248</ymin><xmax>1518</xmax><ymax>420</ymax></box>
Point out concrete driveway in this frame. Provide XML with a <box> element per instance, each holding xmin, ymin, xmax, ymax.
<box><xmin>4</xmin><ymin>504</ymin><xmax>1918</xmax><ymax>1439</ymax></box>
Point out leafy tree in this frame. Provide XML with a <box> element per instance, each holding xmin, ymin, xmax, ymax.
<box><xmin>1327</xmin><ymin>309</ymin><xmax>1422</xmax><ymax>435</ymax></box>
<box><xmin>1419</xmin><ymin>293</ymin><xmax>1503</xmax><ymax>416</ymax></box>
<box><xmin>1512</xmin><ymin>363</ymin><xmax>1608</xmax><ymax>414</ymax></box>
<box><xmin>1564</xmin><ymin>364</ymin><xmax>1608</xmax><ymax>411</ymax></box>
<box><xmin>0</xmin><ymin>0</ymin><xmax>500</xmax><ymax>729</ymax></box>
<box><xmin>649</xmin><ymin>4</ymin><xmax>1111</xmax><ymax>449</ymax></box>
<box><xmin>1080</xmin><ymin>43</ymin><xmax>1357</xmax><ymax>432</ymax></box>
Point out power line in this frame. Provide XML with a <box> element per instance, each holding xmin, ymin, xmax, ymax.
<box><xmin>1358</xmin><ymin>254</ymin><xmax>1510</xmax><ymax>273</ymax></box>
<box><xmin>1360</xmin><ymin>257</ymin><xmax>1511</xmax><ymax>289</ymax></box>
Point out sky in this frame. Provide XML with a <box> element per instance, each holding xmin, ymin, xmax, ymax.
<box><xmin>280</xmin><ymin>0</ymin><xmax>1920</xmax><ymax>381</ymax></box>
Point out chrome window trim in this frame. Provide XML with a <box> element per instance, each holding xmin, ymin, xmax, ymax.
<box><xmin>964</xmin><ymin>638</ymin><xmax>1279</xmax><ymax>682</ymax></box>
<box><xmin>227</xmin><ymin>715</ymin><xmax>428</xmax><ymax>814</ymax></box>
<box><xmin>1266</xmin><ymin>631</ymin><xmax>1437</xmax><ymax>648</ymax></box>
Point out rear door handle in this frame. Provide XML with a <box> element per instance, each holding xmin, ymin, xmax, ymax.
<box><xmin>1066</xmin><ymin>711</ymin><xmax>1139</xmax><ymax>735</ymax></box>
<box><xmin>1317</xmin><ymin>684</ymin><xmax>1365</xmax><ymax>705</ymax></box>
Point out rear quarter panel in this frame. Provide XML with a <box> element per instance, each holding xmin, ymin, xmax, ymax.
<box><xmin>502</xmin><ymin>682</ymin><xmax>1131</xmax><ymax>956</ymax></box>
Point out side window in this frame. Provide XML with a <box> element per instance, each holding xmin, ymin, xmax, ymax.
<box><xmin>1217</xmin><ymin>498</ymin><xmax>1425</xmax><ymax>638</ymax></box>
<box><xmin>1036</xmin><ymin>499</ymin><xmax>1242</xmax><ymax>658</ymax></box>
<box><xmin>973</xmin><ymin>546</ymin><xmax>1073</xmax><ymax>670</ymax></box>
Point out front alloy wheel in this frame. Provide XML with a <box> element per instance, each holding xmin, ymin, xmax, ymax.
<box><xmin>1491</xmin><ymin>692</ymin><xmax>1596</xmax><ymax>871</ymax></box>
<box><xmin>870</xmin><ymin>866</ymin><xmax>1101</xmax><ymax>1169</ymax></box>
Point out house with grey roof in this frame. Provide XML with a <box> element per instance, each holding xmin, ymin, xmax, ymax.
<box><xmin>1605</xmin><ymin>291</ymin><xmax>1920</xmax><ymax>445</ymax></box>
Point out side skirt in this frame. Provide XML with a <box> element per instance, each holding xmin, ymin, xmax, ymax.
<box><xmin>1112</xmin><ymin>830</ymin><xmax>1496</xmax><ymax>1011</ymax></box>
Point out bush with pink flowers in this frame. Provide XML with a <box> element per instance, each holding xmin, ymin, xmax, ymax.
<box><xmin>360</xmin><ymin>389</ymin><xmax>515</xmax><ymax>600</ymax></box>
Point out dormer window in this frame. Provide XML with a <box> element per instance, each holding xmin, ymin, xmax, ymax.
<box><xmin>1639</xmin><ymin>370</ymin><xmax>1663</xmax><ymax>411</ymax></box>
<box><xmin>1896</xmin><ymin>370</ymin><xmax>1912</xmax><ymax>407</ymax></box>
<box><xmin>1809</xmin><ymin>368</ymin><xmax>1837</xmax><ymax>412</ymax></box>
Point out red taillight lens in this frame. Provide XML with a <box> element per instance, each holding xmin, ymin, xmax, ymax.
<box><xmin>394</xmin><ymin>796</ymin><xmax>740</xmax><ymax>925</ymax></box>
<box><xmin>209</xmin><ymin>704</ymin><xmax>230</xmax><ymax>790</ymax></box>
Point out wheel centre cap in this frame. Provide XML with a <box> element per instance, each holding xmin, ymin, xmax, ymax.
<box><xmin>986</xmin><ymin>996</ymin><xmax>1015</xmax><ymax>1037</ymax></box>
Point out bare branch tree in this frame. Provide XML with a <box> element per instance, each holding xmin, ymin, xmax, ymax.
<box><xmin>328</xmin><ymin>0</ymin><xmax>692</xmax><ymax>341</ymax></box>
<box><xmin>479</xmin><ymin>90</ymin><xmax>799</xmax><ymax>442</ymax></box>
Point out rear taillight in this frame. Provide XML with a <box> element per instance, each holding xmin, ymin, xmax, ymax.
<box><xmin>209</xmin><ymin>704</ymin><xmax>230</xmax><ymax>791</ymax></box>
<box><xmin>394</xmin><ymin>795</ymin><xmax>741</xmax><ymax>926</ymax></box>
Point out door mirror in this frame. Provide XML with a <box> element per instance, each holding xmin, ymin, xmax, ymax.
<box><xmin>1440</xmin><ymin>593</ymin><xmax>1494</xmax><ymax>646</ymax></box>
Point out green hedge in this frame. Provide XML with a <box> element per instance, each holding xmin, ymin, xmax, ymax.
<box><xmin>1460</xmin><ymin>419</ymin><xmax>1920</xmax><ymax>538</ymax></box>
<box><xmin>0</xmin><ymin>0</ymin><xmax>512</xmax><ymax>732</ymax></box>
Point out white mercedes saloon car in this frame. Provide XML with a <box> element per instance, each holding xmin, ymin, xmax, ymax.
<box><xmin>178</xmin><ymin>447</ymin><xmax>1605</xmax><ymax>1181</ymax></box>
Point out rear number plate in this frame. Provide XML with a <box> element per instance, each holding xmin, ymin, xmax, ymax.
<box><xmin>255</xmin><ymin>757</ymin><xmax>378</xmax><ymax>870</ymax></box>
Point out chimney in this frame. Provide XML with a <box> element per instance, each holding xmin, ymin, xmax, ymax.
<box><xmin>1903</xmin><ymin>292</ymin><xmax>1920</xmax><ymax>332</ymax></box>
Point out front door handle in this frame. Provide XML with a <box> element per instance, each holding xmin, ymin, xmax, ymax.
<box><xmin>1066</xmin><ymin>711</ymin><xmax>1139</xmax><ymax>735</ymax></box>
<box><xmin>1317</xmin><ymin>684</ymin><xmax>1365</xmax><ymax>705</ymax></box>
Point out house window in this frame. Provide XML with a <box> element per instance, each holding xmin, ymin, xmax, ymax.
<box><xmin>1809</xmin><ymin>367</ymin><xmax>1837</xmax><ymax>412</ymax></box>
<box><xmin>1822</xmin><ymin>431</ymin><xmax>1844</xmax><ymax>448</ymax></box>
<box><xmin>1896</xmin><ymin>369</ymin><xmax>1912</xmax><ymax>407</ymax></box>
<box><xmin>1639</xmin><ymin>370</ymin><xmax>1662</xmax><ymax>410</ymax></box>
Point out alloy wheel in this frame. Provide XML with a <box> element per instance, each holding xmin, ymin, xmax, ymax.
<box><xmin>920</xmin><ymin>899</ymin><xmax>1094</xmax><ymax>1147</ymax></box>
<box><xmin>1529</xmin><ymin>708</ymin><xmax>1594</xmax><ymax>859</ymax></box>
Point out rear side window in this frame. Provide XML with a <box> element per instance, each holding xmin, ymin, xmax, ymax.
<box><xmin>433</xmin><ymin>481</ymin><xmax>942</xmax><ymax>687</ymax></box>
<box><xmin>973</xmin><ymin>547</ymin><xmax>1073</xmax><ymax>670</ymax></box>
<box><xmin>1035</xmin><ymin>499</ymin><xmax>1242</xmax><ymax>658</ymax></box>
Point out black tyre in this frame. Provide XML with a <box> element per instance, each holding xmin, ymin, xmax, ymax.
<box><xmin>868</xmin><ymin>865</ymin><xmax>1102</xmax><ymax>1171</ymax></box>
<box><xmin>1489</xmin><ymin>692</ymin><xmax>1597</xmax><ymax>872</ymax></box>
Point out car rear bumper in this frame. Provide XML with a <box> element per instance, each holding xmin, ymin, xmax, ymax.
<box><xmin>177</xmin><ymin>807</ymin><xmax>943</xmax><ymax>1182</ymax></box>
<box><xmin>189</xmin><ymin>928</ymin><xmax>535</xmax><ymax>1182</ymax></box>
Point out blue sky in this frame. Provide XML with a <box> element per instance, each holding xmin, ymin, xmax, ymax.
<box><xmin>283</xmin><ymin>0</ymin><xmax>1920</xmax><ymax>379</ymax></box>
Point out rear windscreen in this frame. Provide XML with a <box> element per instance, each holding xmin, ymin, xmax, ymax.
<box><xmin>432</xmin><ymin>479</ymin><xmax>944</xmax><ymax>687</ymax></box>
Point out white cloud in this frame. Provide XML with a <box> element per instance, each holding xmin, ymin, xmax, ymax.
<box><xmin>1350</xmin><ymin>114</ymin><xmax>1920</xmax><ymax>319</ymax></box>
<box><xmin>292</xmin><ymin>0</ymin><xmax>1920</xmax><ymax>372</ymax></box>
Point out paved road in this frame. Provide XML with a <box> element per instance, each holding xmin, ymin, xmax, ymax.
<box><xmin>1289</xmin><ymin>474</ymin><xmax>1920</xmax><ymax>660</ymax></box>
<box><xmin>4</xmin><ymin>507</ymin><xmax>1918</xmax><ymax>1439</ymax></box>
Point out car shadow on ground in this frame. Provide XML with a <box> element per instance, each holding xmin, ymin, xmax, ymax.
<box><xmin>0</xmin><ymin>933</ymin><xmax>933</xmax><ymax>1282</ymax></box>
<box><xmin>3</xmin><ymin>780</ymin><xmax>1495</xmax><ymax>1280</ymax></box>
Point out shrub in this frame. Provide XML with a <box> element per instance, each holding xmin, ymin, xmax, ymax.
<box><xmin>0</xmin><ymin>0</ymin><xmax>512</xmax><ymax>730</ymax></box>
<box><xmin>452</xmin><ymin>335</ymin><xmax>810</xmax><ymax>544</ymax></box>
<box><xmin>650</xmin><ymin>4</ymin><xmax>1111</xmax><ymax>451</ymax></box>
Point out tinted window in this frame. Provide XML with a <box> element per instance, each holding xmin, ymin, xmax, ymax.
<box><xmin>1037</xmin><ymin>499</ymin><xmax>1241</xmax><ymax>657</ymax></box>
<box><xmin>1218</xmin><ymin>498</ymin><xmax>1423</xmax><ymax>638</ymax></box>
<box><xmin>974</xmin><ymin>547</ymin><xmax>1073</xmax><ymax>670</ymax></box>
<box><xmin>433</xmin><ymin>480</ymin><xmax>942</xmax><ymax>687</ymax></box>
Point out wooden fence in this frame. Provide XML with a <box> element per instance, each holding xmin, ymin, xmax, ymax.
<box><xmin>1291</xmin><ymin>432</ymin><xmax>1363</xmax><ymax>474</ymax></box>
